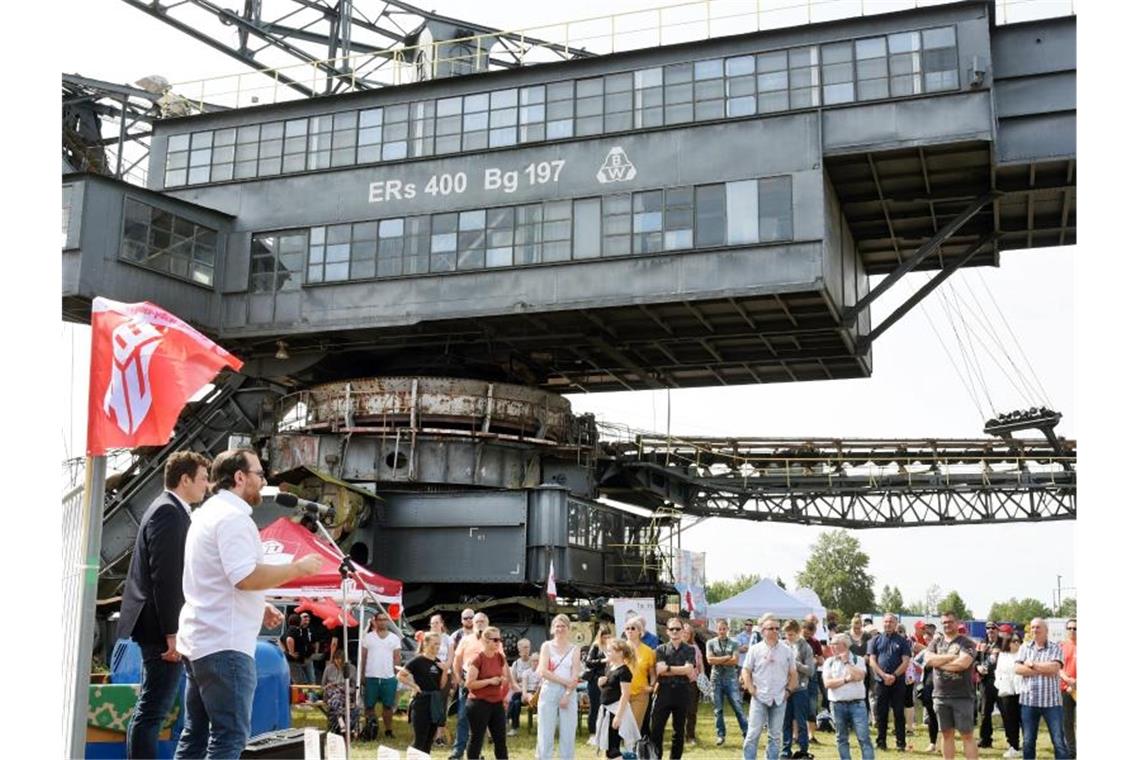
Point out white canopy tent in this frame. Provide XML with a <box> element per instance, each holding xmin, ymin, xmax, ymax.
<box><xmin>706</xmin><ymin>577</ymin><xmax>818</xmax><ymax>621</ymax></box>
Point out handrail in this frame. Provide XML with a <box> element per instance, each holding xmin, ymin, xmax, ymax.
<box><xmin>159</xmin><ymin>0</ymin><xmax>1074</xmax><ymax>113</ymax></box>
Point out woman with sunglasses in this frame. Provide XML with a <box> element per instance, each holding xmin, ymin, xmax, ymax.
<box><xmin>465</xmin><ymin>627</ymin><xmax>515</xmax><ymax>759</ymax></box>
<box><xmin>536</xmin><ymin>613</ymin><xmax>582</xmax><ymax>760</ymax></box>
<box><xmin>624</xmin><ymin>616</ymin><xmax>658</xmax><ymax>731</ymax></box>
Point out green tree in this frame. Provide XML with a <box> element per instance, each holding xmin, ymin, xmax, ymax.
<box><xmin>901</xmin><ymin>597</ymin><xmax>927</xmax><ymax>616</ymax></box>
<box><xmin>940</xmin><ymin>590</ymin><xmax>973</xmax><ymax>620</ymax></box>
<box><xmin>795</xmin><ymin>530</ymin><xmax>875</xmax><ymax>619</ymax></box>
<box><xmin>988</xmin><ymin>597</ymin><xmax>1052</xmax><ymax>625</ymax></box>
<box><xmin>1058</xmin><ymin>597</ymin><xmax>1077</xmax><ymax>617</ymax></box>
<box><xmin>706</xmin><ymin>573</ymin><xmax>760</xmax><ymax>604</ymax></box>
<box><xmin>879</xmin><ymin>584</ymin><xmax>904</xmax><ymax>613</ymax></box>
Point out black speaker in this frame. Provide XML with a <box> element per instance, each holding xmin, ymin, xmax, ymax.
<box><xmin>240</xmin><ymin>727</ymin><xmax>323</xmax><ymax>759</ymax></box>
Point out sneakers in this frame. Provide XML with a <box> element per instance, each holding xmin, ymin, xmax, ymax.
<box><xmin>687</xmin><ymin>738</ymin><xmax>697</xmax><ymax>746</ymax></box>
<box><xmin>1003</xmin><ymin>748</ymin><xmax>1021</xmax><ymax>758</ymax></box>
<box><xmin>586</xmin><ymin>733</ymin><xmax>596</xmax><ymax>746</ymax></box>
<box><xmin>384</xmin><ymin>730</ymin><xmax>395</xmax><ymax>739</ymax></box>
<box><xmin>809</xmin><ymin>736</ymin><xmax>821</xmax><ymax>746</ymax></box>
<box><xmin>924</xmin><ymin>744</ymin><xmax>938</xmax><ymax>754</ymax></box>
<box><xmin>507</xmin><ymin>728</ymin><xmax>518</xmax><ymax>737</ymax></box>
<box><xmin>716</xmin><ymin>736</ymin><xmax>725</xmax><ymax>747</ymax></box>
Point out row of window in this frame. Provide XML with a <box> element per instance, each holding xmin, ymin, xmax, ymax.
<box><xmin>250</xmin><ymin>175</ymin><xmax>792</xmax><ymax>290</ymax></box>
<box><xmin>120</xmin><ymin>198</ymin><xmax>218</xmax><ymax>286</ymax></box>
<box><xmin>164</xmin><ymin>25</ymin><xmax>959</xmax><ymax>187</ymax></box>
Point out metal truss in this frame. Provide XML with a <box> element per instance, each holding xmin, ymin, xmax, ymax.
<box><xmin>597</xmin><ymin>436</ymin><xmax>1076</xmax><ymax>528</ymax></box>
<box><xmin>119</xmin><ymin>0</ymin><xmax>594</xmax><ymax>99</ymax></box>
<box><xmin>62</xmin><ymin>73</ymin><xmax>164</xmax><ymax>183</ymax></box>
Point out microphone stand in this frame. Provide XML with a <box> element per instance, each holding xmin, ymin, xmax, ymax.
<box><xmin>306</xmin><ymin>515</ymin><xmax>396</xmax><ymax>755</ymax></box>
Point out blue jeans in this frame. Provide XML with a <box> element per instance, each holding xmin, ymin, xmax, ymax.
<box><xmin>712</xmin><ymin>671</ymin><xmax>749</xmax><ymax>739</ymax></box>
<box><xmin>536</xmin><ymin>683</ymin><xmax>578</xmax><ymax>760</ymax></box>
<box><xmin>743</xmin><ymin>698</ymin><xmax>786</xmax><ymax>760</ymax></box>
<box><xmin>451</xmin><ymin>686</ymin><xmax>470</xmax><ymax>757</ymax></box>
<box><xmin>175</xmin><ymin>650</ymin><xmax>256</xmax><ymax>759</ymax></box>
<box><xmin>507</xmin><ymin>691</ymin><xmax>523</xmax><ymax>728</ymax></box>
<box><xmin>782</xmin><ymin>688</ymin><xmax>809</xmax><ymax>754</ymax></box>
<box><xmin>1021</xmin><ymin>704</ymin><xmax>1070</xmax><ymax>759</ymax></box>
<box><xmin>833</xmin><ymin>699</ymin><xmax>875</xmax><ymax>760</ymax></box>
<box><xmin>127</xmin><ymin>642</ymin><xmax>184</xmax><ymax>759</ymax></box>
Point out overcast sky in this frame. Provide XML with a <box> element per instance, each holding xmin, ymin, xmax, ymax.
<box><xmin>59</xmin><ymin>0</ymin><xmax>1076</xmax><ymax>619</ymax></box>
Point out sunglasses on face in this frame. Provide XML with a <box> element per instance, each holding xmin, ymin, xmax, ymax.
<box><xmin>485</xmin><ymin>636</ymin><xmax>501</xmax><ymax>642</ymax></box>
<box><xmin>625</xmin><ymin>626</ymin><xmax>638</xmax><ymax>631</ymax></box>
<box><xmin>462</xmin><ymin>616</ymin><xmax>474</xmax><ymax>621</ymax></box>
<box><xmin>1067</xmin><ymin>626</ymin><xmax>1076</xmax><ymax>631</ymax></box>
<box><xmin>667</xmin><ymin>627</ymin><xmax>682</xmax><ymax>632</ymax></box>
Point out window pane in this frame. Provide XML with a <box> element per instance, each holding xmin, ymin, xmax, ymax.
<box><xmin>573</xmin><ymin>198</ymin><xmax>601</xmax><ymax>259</ymax></box>
<box><xmin>758</xmin><ymin>176</ymin><xmax>793</xmax><ymax>242</ymax></box>
<box><xmin>726</xmin><ymin>180</ymin><xmax>759</xmax><ymax>244</ymax></box>
<box><xmin>923</xmin><ymin>26</ymin><xmax>956</xmax><ymax>49</ymax></box>
<box><xmin>856</xmin><ymin>37</ymin><xmax>887</xmax><ymax>59</ymax></box>
<box><xmin>726</xmin><ymin>55</ymin><xmax>755</xmax><ymax>76</ymax></box>
<box><xmin>695</xmin><ymin>184</ymin><xmax>725</xmax><ymax>247</ymax></box>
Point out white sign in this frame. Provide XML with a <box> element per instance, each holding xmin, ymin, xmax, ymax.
<box><xmin>303</xmin><ymin>728</ymin><xmax>321</xmax><ymax>759</ymax></box>
<box><xmin>367</xmin><ymin>159</ymin><xmax>566</xmax><ymax>203</ymax></box>
<box><xmin>613</xmin><ymin>597</ymin><xmax>656</xmax><ymax>636</ymax></box>
<box><xmin>596</xmin><ymin>146</ymin><xmax>637</xmax><ymax>183</ymax></box>
<box><xmin>325</xmin><ymin>731</ymin><xmax>347</xmax><ymax>759</ymax></box>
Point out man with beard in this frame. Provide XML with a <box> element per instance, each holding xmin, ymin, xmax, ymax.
<box><xmin>174</xmin><ymin>449</ymin><xmax>322</xmax><ymax>758</ymax></box>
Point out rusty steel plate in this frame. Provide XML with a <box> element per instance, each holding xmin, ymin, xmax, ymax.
<box><xmin>299</xmin><ymin>376</ymin><xmax>574</xmax><ymax>442</ymax></box>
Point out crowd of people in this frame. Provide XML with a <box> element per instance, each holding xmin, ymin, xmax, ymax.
<box><xmin>114</xmin><ymin>447</ymin><xmax>1078</xmax><ymax>760</ymax></box>
<box><xmin>344</xmin><ymin>606</ymin><xmax>1077</xmax><ymax>760</ymax></box>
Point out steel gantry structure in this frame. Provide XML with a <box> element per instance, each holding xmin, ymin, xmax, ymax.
<box><xmin>117</xmin><ymin>0</ymin><xmax>595</xmax><ymax>98</ymax></box>
<box><xmin>596</xmin><ymin>435</ymin><xmax>1075</xmax><ymax>528</ymax></box>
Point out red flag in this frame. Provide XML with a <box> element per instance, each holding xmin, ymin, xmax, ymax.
<box><xmin>546</xmin><ymin>559</ymin><xmax>557</xmax><ymax>601</ymax></box>
<box><xmin>86</xmin><ymin>297</ymin><xmax>242</xmax><ymax>456</ymax></box>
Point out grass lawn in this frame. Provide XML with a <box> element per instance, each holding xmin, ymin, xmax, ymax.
<box><xmin>292</xmin><ymin>701</ymin><xmax>1061</xmax><ymax>759</ymax></box>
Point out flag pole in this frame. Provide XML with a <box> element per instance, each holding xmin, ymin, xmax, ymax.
<box><xmin>68</xmin><ymin>454</ymin><xmax>106</xmax><ymax>759</ymax></box>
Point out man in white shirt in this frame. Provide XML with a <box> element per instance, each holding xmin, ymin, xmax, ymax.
<box><xmin>362</xmin><ymin>610</ymin><xmax>403</xmax><ymax>740</ymax></box>
<box><xmin>822</xmin><ymin>633</ymin><xmax>874</xmax><ymax>760</ymax></box>
<box><xmin>174</xmin><ymin>449</ymin><xmax>322</xmax><ymax>759</ymax></box>
<box><xmin>741</xmin><ymin>614</ymin><xmax>798</xmax><ymax>760</ymax></box>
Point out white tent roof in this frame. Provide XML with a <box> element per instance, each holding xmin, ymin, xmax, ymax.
<box><xmin>706</xmin><ymin>577</ymin><xmax>818</xmax><ymax>620</ymax></box>
<box><xmin>790</xmin><ymin>587</ymin><xmax>828</xmax><ymax>621</ymax></box>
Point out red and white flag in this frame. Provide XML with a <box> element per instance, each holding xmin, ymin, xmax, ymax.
<box><xmin>546</xmin><ymin>559</ymin><xmax>557</xmax><ymax>601</ymax></box>
<box><xmin>86</xmin><ymin>297</ymin><xmax>243</xmax><ymax>456</ymax></box>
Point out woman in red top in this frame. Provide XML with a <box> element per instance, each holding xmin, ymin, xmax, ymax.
<box><xmin>465</xmin><ymin>626</ymin><xmax>514</xmax><ymax>759</ymax></box>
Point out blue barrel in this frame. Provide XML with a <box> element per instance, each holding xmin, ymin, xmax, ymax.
<box><xmin>252</xmin><ymin>639</ymin><xmax>292</xmax><ymax>735</ymax></box>
<box><xmin>101</xmin><ymin>638</ymin><xmax>290</xmax><ymax>751</ymax></box>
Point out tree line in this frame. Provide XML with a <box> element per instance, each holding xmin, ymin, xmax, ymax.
<box><xmin>703</xmin><ymin>529</ymin><xmax>1075</xmax><ymax>626</ymax></box>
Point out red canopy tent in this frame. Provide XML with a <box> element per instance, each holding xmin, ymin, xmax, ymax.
<box><xmin>258</xmin><ymin>518</ymin><xmax>402</xmax><ymax>615</ymax></box>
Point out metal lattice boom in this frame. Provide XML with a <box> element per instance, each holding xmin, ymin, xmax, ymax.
<box><xmin>597</xmin><ymin>436</ymin><xmax>1075</xmax><ymax>528</ymax></box>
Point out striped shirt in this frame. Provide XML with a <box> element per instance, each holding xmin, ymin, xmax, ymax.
<box><xmin>1015</xmin><ymin>640</ymin><xmax>1064</xmax><ymax>707</ymax></box>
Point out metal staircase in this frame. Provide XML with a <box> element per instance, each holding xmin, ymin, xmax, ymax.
<box><xmin>96</xmin><ymin>372</ymin><xmax>282</xmax><ymax>599</ymax></box>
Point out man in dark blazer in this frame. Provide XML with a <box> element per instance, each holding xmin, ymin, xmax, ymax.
<box><xmin>119</xmin><ymin>450</ymin><xmax>211</xmax><ymax>759</ymax></box>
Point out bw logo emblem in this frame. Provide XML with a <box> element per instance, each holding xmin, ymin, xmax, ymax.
<box><xmin>596</xmin><ymin>146</ymin><xmax>637</xmax><ymax>184</ymax></box>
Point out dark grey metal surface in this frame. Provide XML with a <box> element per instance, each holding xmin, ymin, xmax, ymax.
<box><xmin>64</xmin><ymin>3</ymin><xmax>1075</xmax><ymax>393</ymax></box>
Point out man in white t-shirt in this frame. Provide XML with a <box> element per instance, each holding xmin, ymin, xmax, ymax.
<box><xmin>822</xmin><ymin>633</ymin><xmax>874</xmax><ymax>760</ymax></box>
<box><xmin>741</xmin><ymin>614</ymin><xmax>798</xmax><ymax>760</ymax></box>
<box><xmin>175</xmin><ymin>448</ymin><xmax>322</xmax><ymax>758</ymax></box>
<box><xmin>362</xmin><ymin>610</ymin><xmax>403</xmax><ymax>739</ymax></box>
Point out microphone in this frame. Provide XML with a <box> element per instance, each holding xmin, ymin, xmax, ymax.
<box><xmin>272</xmin><ymin>491</ymin><xmax>334</xmax><ymax>519</ymax></box>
